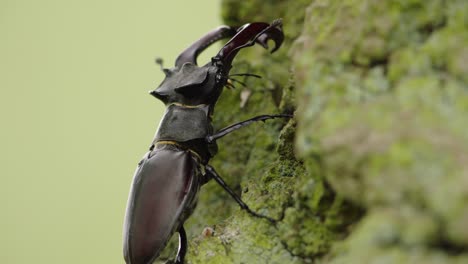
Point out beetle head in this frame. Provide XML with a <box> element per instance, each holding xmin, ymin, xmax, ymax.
<box><xmin>150</xmin><ymin>61</ymin><xmax>221</xmax><ymax>106</ymax></box>
<box><xmin>150</xmin><ymin>20</ymin><xmax>284</xmax><ymax>106</ymax></box>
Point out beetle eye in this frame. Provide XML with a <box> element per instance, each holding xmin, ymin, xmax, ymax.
<box><xmin>175</xmin><ymin>84</ymin><xmax>203</xmax><ymax>98</ymax></box>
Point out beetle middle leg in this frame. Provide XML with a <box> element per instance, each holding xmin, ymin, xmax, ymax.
<box><xmin>205</xmin><ymin>165</ymin><xmax>277</xmax><ymax>223</ymax></box>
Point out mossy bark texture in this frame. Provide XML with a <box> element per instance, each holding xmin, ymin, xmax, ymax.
<box><xmin>163</xmin><ymin>1</ymin><xmax>468</xmax><ymax>263</ymax></box>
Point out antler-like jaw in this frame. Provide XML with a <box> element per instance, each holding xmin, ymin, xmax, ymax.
<box><xmin>213</xmin><ymin>19</ymin><xmax>284</xmax><ymax>73</ymax></box>
<box><xmin>175</xmin><ymin>26</ymin><xmax>237</xmax><ymax>68</ymax></box>
<box><xmin>150</xmin><ymin>19</ymin><xmax>284</xmax><ymax>106</ymax></box>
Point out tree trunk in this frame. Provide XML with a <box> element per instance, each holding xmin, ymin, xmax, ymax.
<box><xmin>176</xmin><ymin>1</ymin><xmax>468</xmax><ymax>263</ymax></box>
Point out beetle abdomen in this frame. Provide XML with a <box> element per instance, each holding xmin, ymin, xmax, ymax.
<box><xmin>123</xmin><ymin>145</ymin><xmax>200</xmax><ymax>264</ymax></box>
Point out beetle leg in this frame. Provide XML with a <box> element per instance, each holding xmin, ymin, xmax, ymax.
<box><xmin>206</xmin><ymin>114</ymin><xmax>293</xmax><ymax>143</ymax></box>
<box><xmin>205</xmin><ymin>165</ymin><xmax>277</xmax><ymax>224</ymax></box>
<box><xmin>174</xmin><ymin>226</ymin><xmax>187</xmax><ymax>264</ymax></box>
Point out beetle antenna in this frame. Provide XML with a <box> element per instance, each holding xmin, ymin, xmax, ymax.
<box><xmin>155</xmin><ymin>57</ymin><xmax>171</xmax><ymax>76</ymax></box>
<box><xmin>155</xmin><ymin>57</ymin><xmax>164</xmax><ymax>68</ymax></box>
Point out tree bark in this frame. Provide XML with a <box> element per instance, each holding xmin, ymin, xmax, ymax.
<box><xmin>177</xmin><ymin>1</ymin><xmax>468</xmax><ymax>263</ymax></box>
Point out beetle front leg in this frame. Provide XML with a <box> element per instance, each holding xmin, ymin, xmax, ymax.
<box><xmin>205</xmin><ymin>165</ymin><xmax>277</xmax><ymax>224</ymax></box>
<box><xmin>206</xmin><ymin>114</ymin><xmax>292</xmax><ymax>143</ymax></box>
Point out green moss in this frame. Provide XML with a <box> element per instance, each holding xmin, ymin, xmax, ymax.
<box><xmin>180</xmin><ymin>0</ymin><xmax>468</xmax><ymax>263</ymax></box>
<box><xmin>293</xmin><ymin>0</ymin><xmax>468</xmax><ymax>262</ymax></box>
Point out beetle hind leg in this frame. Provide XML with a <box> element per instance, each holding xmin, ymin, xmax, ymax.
<box><xmin>174</xmin><ymin>226</ymin><xmax>187</xmax><ymax>264</ymax></box>
<box><xmin>165</xmin><ymin>226</ymin><xmax>187</xmax><ymax>264</ymax></box>
<box><xmin>205</xmin><ymin>165</ymin><xmax>277</xmax><ymax>224</ymax></box>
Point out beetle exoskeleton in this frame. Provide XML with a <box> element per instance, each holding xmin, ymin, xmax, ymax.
<box><xmin>123</xmin><ymin>19</ymin><xmax>289</xmax><ymax>264</ymax></box>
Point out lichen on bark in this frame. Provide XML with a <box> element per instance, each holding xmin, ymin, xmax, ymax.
<box><xmin>160</xmin><ymin>0</ymin><xmax>468</xmax><ymax>263</ymax></box>
<box><xmin>294</xmin><ymin>0</ymin><xmax>468</xmax><ymax>263</ymax></box>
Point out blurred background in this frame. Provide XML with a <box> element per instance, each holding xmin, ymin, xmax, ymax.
<box><xmin>0</xmin><ymin>1</ymin><xmax>220</xmax><ymax>263</ymax></box>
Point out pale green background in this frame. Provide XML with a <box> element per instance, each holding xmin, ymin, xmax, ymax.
<box><xmin>1</xmin><ymin>1</ymin><xmax>220</xmax><ymax>263</ymax></box>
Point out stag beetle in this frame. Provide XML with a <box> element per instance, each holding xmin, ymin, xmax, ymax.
<box><xmin>123</xmin><ymin>19</ymin><xmax>289</xmax><ymax>264</ymax></box>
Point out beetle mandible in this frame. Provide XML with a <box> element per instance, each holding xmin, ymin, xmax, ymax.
<box><xmin>123</xmin><ymin>19</ymin><xmax>289</xmax><ymax>264</ymax></box>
